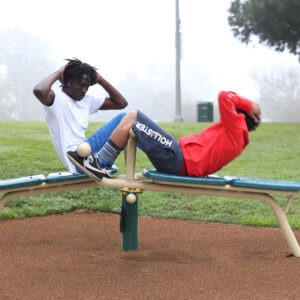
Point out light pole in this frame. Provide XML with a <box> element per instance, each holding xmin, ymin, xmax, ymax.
<box><xmin>175</xmin><ymin>0</ymin><xmax>183</xmax><ymax>122</ymax></box>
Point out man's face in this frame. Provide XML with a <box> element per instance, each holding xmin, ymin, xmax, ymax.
<box><xmin>65</xmin><ymin>74</ymin><xmax>92</xmax><ymax>101</ymax></box>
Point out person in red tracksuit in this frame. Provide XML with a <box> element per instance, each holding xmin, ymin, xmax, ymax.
<box><xmin>67</xmin><ymin>91</ymin><xmax>261</xmax><ymax>180</ymax></box>
<box><xmin>178</xmin><ymin>91</ymin><xmax>260</xmax><ymax>177</ymax></box>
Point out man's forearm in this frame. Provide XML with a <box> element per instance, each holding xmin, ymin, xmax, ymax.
<box><xmin>33</xmin><ymin>70</ymin><xmax>62</xmax><ymax>106</ymax></box>
<box><xmin>97</xmin><ymin>75</ymin><xmax>128</xmax><ymax>108</ymax></box>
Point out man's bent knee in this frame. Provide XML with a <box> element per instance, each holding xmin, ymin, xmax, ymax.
<box><xmin>123</xmin><ymin>111</ymin><xmax>137</xmax><ymax>126</ymax></box>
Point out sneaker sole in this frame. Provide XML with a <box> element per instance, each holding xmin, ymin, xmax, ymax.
<box><xmin>67</xmin><ymin>153</ymin><xmax>104</xmax><ymax>182</ymax></box>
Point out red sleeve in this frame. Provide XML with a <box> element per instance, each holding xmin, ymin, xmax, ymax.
<box><xmin>218</xmin><ymin>91</ymin><xmax>253</xmax><ymax>130</ymax></box>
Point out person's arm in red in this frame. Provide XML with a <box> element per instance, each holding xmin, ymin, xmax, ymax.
<box><xmin>218</xmin><ymin>91</ymin><xmax>260</xmax><ymax>130</ymax></box>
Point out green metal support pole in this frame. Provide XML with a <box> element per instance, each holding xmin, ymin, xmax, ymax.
<box><xmin>121</xmin><ymin>192</ymin><xmax>138</xmax><ymax>251</ymax></box>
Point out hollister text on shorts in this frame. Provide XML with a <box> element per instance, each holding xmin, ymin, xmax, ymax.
<box><xmin>135</xmin><ymin>121</ymin><xmax>173</xmax><ymax>146</ymax></box>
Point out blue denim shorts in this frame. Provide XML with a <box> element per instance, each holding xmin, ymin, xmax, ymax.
<box><xmin>132</xmin><ymin>111</ymin><xmax>183</xmax><ymax>175</ymax></box>
<box><xmin>87</xmin><ymin>112</ymin><xmax>126</xmax><ymax>153</ymax></box>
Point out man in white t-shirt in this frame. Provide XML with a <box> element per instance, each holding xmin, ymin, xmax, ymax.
<box><xmin>33</xmin><ymin>58</ymin><xmax>128</xmax><ymax>173</ymax></box>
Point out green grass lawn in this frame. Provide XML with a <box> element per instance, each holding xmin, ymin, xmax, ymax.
<box><xmin>1</xmin><ymin>121</ymin><xmax>300</xmax><ymax>229</ymax></box>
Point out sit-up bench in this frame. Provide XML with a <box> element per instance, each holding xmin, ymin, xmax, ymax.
<box><xmin>0</xmin><ymin>172</ymin><xmax>97</xmax><ymax>213</ymax></box>
<box><xmin>0</xmin><ymin>132</ymin><xmax>300</xmax><ymax>257</ymax></box>
<box><xmin>141</xmin><ymin>169</ymin><xmax>300</xmax><ymax>256</ymax></box>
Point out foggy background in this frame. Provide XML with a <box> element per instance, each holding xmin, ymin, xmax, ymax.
<box><xmin>0</xmin><ymin>0</ymin><xmax>299</xmax><ymax>122</ymax></box>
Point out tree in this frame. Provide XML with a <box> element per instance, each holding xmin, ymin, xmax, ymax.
<box><xmin>252</xmin><ymin>66</ymin><xmax>300</xmax><ymax>122</ymax></box>
<box><xmin>0</xmin><ymin>28</ymin><xmax>56</xmax><ymax>120</ymax></box>
<box><xmin>228</xmin><ymin>0</ymin><xmax>300</xmax><ymax>60</ymax></box>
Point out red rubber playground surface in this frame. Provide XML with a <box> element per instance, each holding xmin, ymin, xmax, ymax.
<box><xmin>0</xmin><ymin>211</ymin><xmax>300</xmax><ymax>299</ymax></box>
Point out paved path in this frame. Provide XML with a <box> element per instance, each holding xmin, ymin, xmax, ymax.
<box><xmin>0</xmin><ymin>212</ymin><xmax>299</xmax><ymax>299</ymax></box>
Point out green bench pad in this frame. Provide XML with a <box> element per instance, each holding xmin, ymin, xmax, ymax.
<box><xmin>229</xmin><ymin>177</ymin><xmax>300</xmax><ymax>191</ymax></box>
<box><xmin>0</xmin><ymin>175</ymin><xmax>45</xmax><ymax>190</ymax></box>
<box><xmin>45</xmin><ymin>172</ymin><xmax>89</xmax><ymax>183</ymax></box>
<box><xmin>143</xmin><ymin>169</ymin><xmax>228</xmax><ymax>186</ymax></box>
<box><xmin>0</xmin><ymin>172</ymin><xmax>89</xmax><ymax>190</ymax></box>
<box><xmin>143</xmin><ymin>170</ymin><xmax>300</xmax><ymax>192</ymax></box>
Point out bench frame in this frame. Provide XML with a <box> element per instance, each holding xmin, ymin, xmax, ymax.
<box><xmin>1</xmin><ymin>131</ymin><xmax>299</xmax><ymax>257</ymax></box>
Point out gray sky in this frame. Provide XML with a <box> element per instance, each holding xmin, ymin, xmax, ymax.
<box><xmin>1</xmin><ymin>0</ymin><xmax>299</xmax><ymax>106</ymax></box>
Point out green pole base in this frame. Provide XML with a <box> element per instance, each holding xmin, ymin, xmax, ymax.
<box><xmin>120</xmin><ymin>192</ymin><xmax>138</xmax><ymax>251</ymax></box>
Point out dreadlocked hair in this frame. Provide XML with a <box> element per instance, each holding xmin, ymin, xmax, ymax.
<box><xmin>236</xmin><ymin>108</ymin><xmax>260</xmax><ymax>132</ymax></box>
<box><xmin>63</xmin><ymin>58</ymin><xmax>97</xmax><ymax>86</ymax></box>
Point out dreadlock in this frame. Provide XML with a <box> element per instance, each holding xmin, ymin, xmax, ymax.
<box><xmin>236</xmin><ymin>108</ymin><xmax>260</xmax><ymax>132</ymax></box>
<box><xmin>63</xmin><ymin>58</ymin><xmax>97</xmax><ymax>86</ymax></box>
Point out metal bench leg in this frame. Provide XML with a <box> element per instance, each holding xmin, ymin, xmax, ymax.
<box><xmin>261</xmin><ymin>193</ymin><xmax>300</xmax><ymax>257</ymax></box>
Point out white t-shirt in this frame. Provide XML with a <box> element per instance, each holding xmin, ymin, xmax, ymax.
<box><xmin>43</xmin><ymin>88</ymin><xmax>105</xmax><ymax>173</ymax></box>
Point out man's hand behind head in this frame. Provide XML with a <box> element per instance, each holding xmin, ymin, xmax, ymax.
<box><xmin>249</xmin><ymin>103</ymin><xmax>261</xmax><ymax>123</ymax></box>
